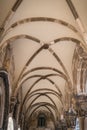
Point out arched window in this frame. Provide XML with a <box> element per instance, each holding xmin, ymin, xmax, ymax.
<box><xmin>38</xmin><ymin>113</ymin><xmax>46</xmax><ymax>127</ymax></box>
<box><xmin>75</xmin><ymin>117</ymin><xmax>80</xmax><ymax>130</ymax></box>
<box><xmin>7</xmin><ymin>116</ymin><xmax>14</xmax><ymax>130</ymax></box>
<box><xmin>18</xmin><ymin>126</ymin><xmax>21</xmax><ymax>130</ymax></box>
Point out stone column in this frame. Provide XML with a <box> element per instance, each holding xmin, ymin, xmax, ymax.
<box><xmin>84</xmin><ymin>117</ymin><xmax>87</xmax><ymax>130</ymax></box>
<box><xmin>79</xmin><ymin>117</ymin><xmax>84</xmax><ymax>130</ymax></box>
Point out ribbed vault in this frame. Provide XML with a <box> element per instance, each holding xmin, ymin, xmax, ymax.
<box><xmin>0</xmin><ymin>0</ymin><xmax>87</xmax><ymax>130</ymax></box>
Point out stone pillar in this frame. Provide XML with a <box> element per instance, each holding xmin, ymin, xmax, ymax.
<box><xmin>79</xmin><ymin>117</ymin><xmax>84</xmax><ymax>130</ymax></box>
<box><xmin>84</xmin><ymin>117</ymin><xmax>87</xmax><ymax>130</ymax></box>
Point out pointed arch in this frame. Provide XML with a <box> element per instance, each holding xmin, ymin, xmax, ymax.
<box><xmin>26</xmin><ymin>102</ymin><xmax>58</xmax><ymax>121</ymax></box>
<box><xmin>19</xmin><ymin>73</ymin><xmax>65</xmax><ymax>112</ymax></box>
<box><xmin>9</xmin><ymin>17</ymin><xmax>78</xmax><ymax>33</ymax></box>
<box><xmin>0</xmin><ymin>34</ymin><xmax>41</xmax><ymax>50</ymax></box>
<box><xmin>26</xmin><ymin>104</ymin><xmax>56</xmax><ymax>127</ymax></box>
<box><xmin>25</xmin><ymin>94</ymin><xmax>59</xmax><ymax>116</ymax></box>
<box><xmin>21</xmin><ymin>89</ymin><xmax>63</xmax><ymax>115</ymax></box>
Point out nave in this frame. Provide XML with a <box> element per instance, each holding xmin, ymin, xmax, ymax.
<box><xmin>0</xmin><ymin>0</ymin><xmax>87</xmax><ymax>130</ymax></box>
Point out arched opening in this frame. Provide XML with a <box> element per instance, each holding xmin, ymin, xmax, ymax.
<box><xmin>7</xmin><ymin>116</ymin><xmax>14</xmax><ymax>130</ymax></box>
<box><xmin>38</xmin><ymin>113</ymin><xmax>46</xmax><ymax>128</ymax></box>
<box><xmin>75</xmin><ymin>117</ymin><xmax>80</xmax><ymax>130</ymax></box>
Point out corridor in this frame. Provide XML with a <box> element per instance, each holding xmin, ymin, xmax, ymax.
<box><xmin>0</xmin><ymin>0</ymin><xmax>87</xmax><ymax>130</ymax></box>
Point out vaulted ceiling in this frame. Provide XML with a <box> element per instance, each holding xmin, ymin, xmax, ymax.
<box><xmin>0</xmin><ymin>0</ymin><xmax>87</xmax><ymax>128</ymax></box>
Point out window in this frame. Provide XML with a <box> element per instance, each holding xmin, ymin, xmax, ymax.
<box><xmin>38</xmin><ymin>114</ymin><xmax>46</xmax><ymax>127</ymax></box>
<box><xmin>18</xmin><ymin>127</ymin><xmax>21</xmax><ymax>130</ymax></box>
<box><xmin>7</xmin><ymin>116</ymin><xmax>14</xmax><ymax>130</ymax></box>
<box><xmin>75</xmin><ymin>118</ymin><xmax>80</xmax><ymax>130</ymax></box>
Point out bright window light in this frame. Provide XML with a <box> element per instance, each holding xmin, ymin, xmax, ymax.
<box><xmin>18</xmin><ymin>127</ymin><xmax>21</xmax><ymax>130</ymax></box>
<box><xmin>7</xmin><ymin>116</ymin><xmax>14</xmax><ymax>130</ymax></box>
<box><xmin>75</xmin><ymin>118</ymin><xmax>80</xmax><ymax>130</ymax></box>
